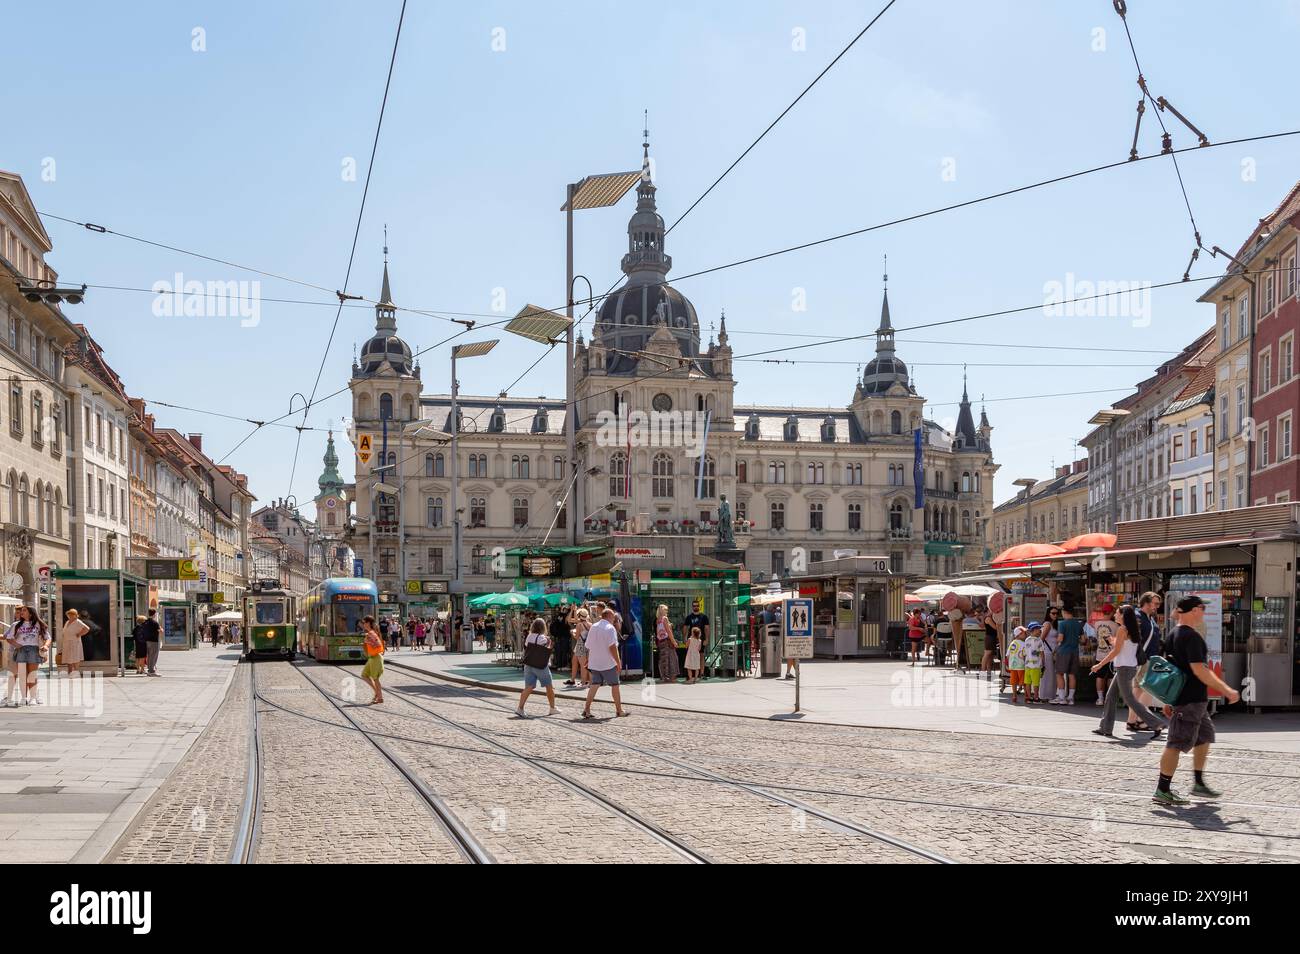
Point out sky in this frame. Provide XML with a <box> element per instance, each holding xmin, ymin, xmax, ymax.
<box><xmin>9</xmin><ymin>0</ymin><xmax>1300</xmax><ymax>514</ymax></box>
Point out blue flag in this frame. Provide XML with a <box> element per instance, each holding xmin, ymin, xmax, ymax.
<box><xmin>913</xmin><ymin>427</ymin><xmax>924</xmax><ymax>510</ymax></box>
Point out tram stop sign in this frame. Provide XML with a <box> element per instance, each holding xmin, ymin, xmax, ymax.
<box><xmin>782</xmin><ymin>598</ymin><xmax>814</xmax><ymax>659</ymax></box>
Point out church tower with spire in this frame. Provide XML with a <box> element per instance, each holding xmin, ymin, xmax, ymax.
<box><xmin>313</xmin><ymin>430</ymin><xmax>351</xmax><ymax>534</ymax></box>
<box><xmin>850</xmin><ymin>259</ymin><xmax>923</xmax><ymax>439</ymax></box>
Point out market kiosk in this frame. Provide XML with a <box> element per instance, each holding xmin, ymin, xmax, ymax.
<box><xmin>53</xmin><ymin>568</ymin><xmax>150</xmax><ymax>676</ymax></box>
<box><xmin>787</xmin><ymin>556</ymin><xmax>904</xmax><ymax>658</ymax></box>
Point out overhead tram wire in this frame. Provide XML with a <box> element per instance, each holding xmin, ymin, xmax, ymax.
<box><xmin>562</xmin><ymin>1</ymin><xmax>901</xmax><ymax>359</ymax></box>
<box><xmin>202</xmin><ymin>259</ymin><xmax>1240</xmax><ymax>466</ymax></box>
<box><xmin>284</xmin><ymin>0</ymin><xmax>408</xmax><ymax>502</ymax></box>
<box><xmin>665</xmin><ymin>0</ymin><xmax>899</xmax><ymax>237</ymax></box>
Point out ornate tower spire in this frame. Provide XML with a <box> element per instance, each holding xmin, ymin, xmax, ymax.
<box><xmin>876</xmin><ymin>257</ymin><xmax>895</xmax><ymax>358</ymax></box>
<box><xmin>955</xmin><ymin>364</ymin><xmax>978</xmax><ymax>448</ymax></box>
<box><xmin>717</xmin><ymin>307</ymin><xmax>729</xmax><ymax>346</ymax></box>
<box><xmin>622</xmin><ymin>118</ymin><xmax>670</xmax><ymax>281</ymax></box>
<box><xmin>317</xmin><ymin>431</ymin><xmax>345</xmax><ymax>495</ymax></box>
<box><xmin>376</xmin><ymin>229</ymin><xmax>396</xmax><ymax>335</ymax></box>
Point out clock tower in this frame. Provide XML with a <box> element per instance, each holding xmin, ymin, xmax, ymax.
<box><xmin>313</xmin><ymin>431</ymin><xmax>349</xmax><ymax>534</ymax></box>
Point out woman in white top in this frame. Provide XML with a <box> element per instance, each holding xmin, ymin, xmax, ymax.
<box><xmin>60</xmin><ymin>608</ymin><xmax>90</xmax><ymax>675</ymax></box>
<box><xmin>1091</xmin><ymin>604</ymin><xmax>1166</xmax><ymax>738</ymax></box>
<box><xmin>1039</xmin><ymin>606</ymin><xmax>1059</xmax><ymax>700</ymax></box>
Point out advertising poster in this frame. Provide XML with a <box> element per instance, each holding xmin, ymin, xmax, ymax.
<box><xmin>162</xmin><ymin>606</ymin><xmax>189</xmax><ymax>647</ymax></box>
<box><xmin>1168</xmin><ymin>573</ymin><xmax>1224</xmax><ymax>700</ymax></box>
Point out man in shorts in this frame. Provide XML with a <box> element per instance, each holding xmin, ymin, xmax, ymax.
<box><xmin>581</xmin><ymin>608</ymin><xmax>628</xmax><ymax>719</ymax></box>
<box><xmin>1154</xmin><ymin>595</ymin><xmax>1240</xmax><ymax>806</ymax></box>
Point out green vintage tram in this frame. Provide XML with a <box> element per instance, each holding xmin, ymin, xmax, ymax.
<box><xmin>303</xmin><ymin>577</ymin><xmax>378</xmax><ymax>662</ymax></box>
<box><xmin>243</xmin><ymin>585</ymin><xmax>298</xmax><ymax>659</ymax></box>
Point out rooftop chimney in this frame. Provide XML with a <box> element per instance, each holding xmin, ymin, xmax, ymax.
<box><xmin>188</xmin><ymin>434</ymin><xmax>203</xmax><ymax>452</ymax></box>
<box><xmin>1073</xmin><ymin>459</ymin><xmax>1088</xmax><ymax>474</ymax></box>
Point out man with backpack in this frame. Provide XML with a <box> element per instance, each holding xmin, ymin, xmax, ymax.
<box><xmin>1152</xmin><ymin>595</ymin><xmax>1240</xmax><ymax>806</ymax></box>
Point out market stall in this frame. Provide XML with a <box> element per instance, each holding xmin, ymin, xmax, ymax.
<box><xmin>786</xmin><ymin>556</ymin><xmax>903</xmax><ymax>659</ymax></box>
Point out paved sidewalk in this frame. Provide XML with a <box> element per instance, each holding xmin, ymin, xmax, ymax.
<box><xmin>0</xmin><ymin>645</ymin><xmax>240</xmax><ymax>863</ymax></box>
<box><xmin>388</xmin><ymin>646</ymin><xmax>1300</xmax><ymax>754</ymax></box>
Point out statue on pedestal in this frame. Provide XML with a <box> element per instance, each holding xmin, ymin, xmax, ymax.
<box><xmin>717</xmin><ymin>495</ymin><xmax>736</xmax><ymax>549</ymax></box>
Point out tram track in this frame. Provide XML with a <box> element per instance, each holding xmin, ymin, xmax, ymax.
<box><xmin>383</xmin><ymin>660</ymin><xmax>956</xmax><ymax>864</ymax></box>
<box><xmin>382</xmin><ymin>661</ymin><xmax>1300</xmax><ymax>858</ymax></box>
<box><xmin>243</xmin><ymin>666</ymin><xmax>1300</xmax><ymax>858</ymax></box>
<box><xmin>279</xmin><ymin>660</ymin><xmax>494</xmax><ymax>864</ymax></box>
<box><xmin>228</xmin><ymin>660</ymin><xmax>264</xmax><ymax>864</ymax></box>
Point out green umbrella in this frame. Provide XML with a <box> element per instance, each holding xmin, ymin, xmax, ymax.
<box><xmin>476</xmin><ymin>591</ymin><xmax>529</xmax><ymax>608</ymax></box>
<box><xmin>530</xmin><ymin>592</ymin><xmax>569</xmax><ymax>609</ymax></box>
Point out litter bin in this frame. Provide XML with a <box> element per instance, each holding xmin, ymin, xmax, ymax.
<box><xmin>760</xmin><ymin>622</ymin><xmax>782</xmax><ymax>677</ymax></box>
<box><xmin>459</xmin><ymin>623</ymin><xmax>475</xmax><ymax>654</ymax></box>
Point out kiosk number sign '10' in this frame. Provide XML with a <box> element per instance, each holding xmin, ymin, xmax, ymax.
<box><xmin>782</xmin><ymin>598</ymin><xmax>815</xmax><ymax>659</ymax></box>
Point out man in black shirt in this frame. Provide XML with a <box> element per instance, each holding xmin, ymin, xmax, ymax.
<box><xmin>1154</xmin><ymin>595</ymin><xmax>1240</xmax><ymax>806</ymax></box>
<box><xmin>142</xmin><ymin>609</ymin><xmax>162</xmax><ymax>676</ymax></box>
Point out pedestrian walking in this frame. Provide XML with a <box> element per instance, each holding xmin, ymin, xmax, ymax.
<box><xmin>1153</xmin><ymin>595</ymin><xmax>1240</xmax><ymax>805</ymax></box>
<box><xmin>550</xmin><ymin>607</ymin><xmax>572</xmax><ymax>672</ymax></box>
<box><xmin>1039</xmin><ymin>606</ymin><xmax>1059</xmax><ymax>700</ymax></box>
<box><xmin>142</xmin><ymin>609</ymin><xmax>162</xmax><ymax>676</ymax></box>
<box><xmin>360</xmin><ymin>615</ymin><xmax>385</xmax><ymax>704</ymax></box>
<box><xmin>653</xmin><ymin>604</ymin><xmax>679</xmax><ymax>684</ymax></box>
<box><xmin>6</xmin><ymin>606</ymin><xmax>50</xmax><ymax>705</ymax></box>
<box><xmin>566</xmin><ymin>608</ymin><xmax>591</xmax><ymax>688</ymax></box>
<box><xmin>1092</xmin><ymin>604</ymin><xmax>1166</xmax><ymax>739</ymax></box>
<box><xmin>517</xmin><ymin>617</ymin><xmax>559</xmax><ymax>717</ymax></box>
<box><xmin>1051</xmin><ymin>605</ymin><xmax>1083</xmax><ymax>704</ymax></box>
<box><xmin>980</xmin><ymin>607</ymin><xmax>1001</xmax><ymax>681</ymax></box>
<box><xmin>1006</xmin><ymin>626</ymin><xmax>1027</xmax><ymax>702</ymax></box>
<box><xmin>907</xmin><ymin>608</ymin><xmax>926</xmax><ymax>667</ymax></box>
<box><xmin>684</xmin><ymin>626</ymin><xmax>703</xmax><ymax>684</ymax></box>
<box><xmin>60</xmin><ymin>608</ymin><xmax>89</xmax><ymax>676</ymax></box>
<box><xmin>1022</xmin><ymin>622</ymin><xmax>1046</xmax><ymax>703</ymax></box>
<box><xmin>581</xmin><ymin>608</ymin><xmax>628</xmax><ymax>719</ymax></box>
<box><xmin>1134</xmin><ymin>591</ymin><xmax>1164</xmax><ymax>716</ymax></box>
<box><xmin>414</xmin><ymin>618</ymin><xmax>427</xmax><ymax>650</ymax></box>
<box><xmin>132</xmin><ymin>616</ymin><xmax>149</xmax><ymax>675</ymax></box>
<box><xmin>1091</xmin><ymin>605</ymin><xmax>1115</xmax><ymax>706</ymax></box>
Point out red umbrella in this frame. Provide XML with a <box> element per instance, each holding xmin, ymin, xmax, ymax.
<box><xmin>1060</xmin><ymin>532</ymin><xmax>1117</xmax><ymax>553</ymax></box>
<box><xmin>990</xmin><ymin>542</ymin><xmax>1067</xmax><ymax>566</ymax></box>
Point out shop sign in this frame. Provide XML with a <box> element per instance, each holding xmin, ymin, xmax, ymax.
<box><xmin>421</xmin><ymin>580</ymin><xmax>448</xmax><ymax>594</ymax></box>
<box><xmin>615</xmin><ymin>546</ymin><xmax>665</xmax><ymax>559</ymax></box>
<box><xmin>194</xmin><ymin>592</ymin><xmax>214</xmax><ymax>604</ymax></box>
<box><xmin>145</xmin><ymin>559</ymin><xmax>181</xmax><ymax>580</ymax></box>
<box><xmin>797</xmin><ymin>582</ymin><xmax>821</xmax><ymax>596</ymax></box>
<box><xmin>179</xmin><ymin>559</ymin><xmax>200</xmax><ymax>581</ymax></box>
<box><xmin>521</xmin><ymin>556</ymin><xmax>560</xmax><ymax>577</ymax></box>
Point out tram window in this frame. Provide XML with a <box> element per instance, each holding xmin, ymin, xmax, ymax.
<box><xmin>254</xmin><ymin>602</ymin><xmax>284</xmax><ymax>625</ymax></box>
<box><xmin>332</xmin><ymin>601</ymin><xmax>371</xmax><ymax>635</ymax></box>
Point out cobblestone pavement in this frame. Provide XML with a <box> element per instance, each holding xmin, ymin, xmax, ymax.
<box><xmin>108</xmin><ymin>658</ymin><xmax>1300</xmax><ymax>863</ymax></box>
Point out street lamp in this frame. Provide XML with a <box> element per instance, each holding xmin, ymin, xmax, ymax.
<box><xmin>1012</xmin><ymin>477</ymin><xmax>1037</xmax><ymax>542</ymax></box>
<box><xmin>394</xmin><ymin>421</ymin><xmax>450</xmax><ymax>613</ymax></box>
<box><xmin>450</xmin><ymin>340</ymin><xmax>498</xmax><ymax>651</ymax></box>
<box><xmin>556</xmin><ymin>169</ymin><xmax>643</xmax><ymax>545</ymax></box>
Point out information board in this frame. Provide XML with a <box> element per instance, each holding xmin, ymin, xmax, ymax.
<box><xmin>782</xmin><ymin>598</ymin><xmax>814</xmax><ymax>659</ymax></box>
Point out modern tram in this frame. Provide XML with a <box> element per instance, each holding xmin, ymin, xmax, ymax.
<box><xmin>242</xmin><ymin>586</ymin><xmax>298</xmax><ymax>659</ymax></box>
<box><xmin>302</xmin><ymin>577</ymin><xmax>379</xmax><ymax>662</ymax></box>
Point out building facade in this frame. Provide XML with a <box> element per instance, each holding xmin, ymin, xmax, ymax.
<box><xmin>990</xmin><ymin>460</ymin><xmax>1089</xmax><ymax>551</ymax></box>
<box><xmin>349</xmin><ymin>154</ymin><xmax>998</xmax><ymax>607</ymax></box>
<box><xmin>65</xmin><ymin>327</ymin><xmax>133</xmax><ymax>572</ymax></box>
<box><xmin>0</xmin><ymin>170</ymin><xmax>79</xmax><ymax>605</ymax></box>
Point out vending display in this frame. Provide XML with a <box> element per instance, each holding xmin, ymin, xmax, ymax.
<box><xmin>1250</xmin><ymin>596</ymin><xmax>1288</xmax><ymax>654</ymax></box>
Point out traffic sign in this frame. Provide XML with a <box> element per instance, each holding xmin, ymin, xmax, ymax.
<box><xmin>358</xmin><ymin>434</ymin><xmax>372</xmax><ymax>464</ymax></box>
<box><xmin>782</xmin><ymin>598</ymin><xmax>814</xmax><ymax>659</ymax></box>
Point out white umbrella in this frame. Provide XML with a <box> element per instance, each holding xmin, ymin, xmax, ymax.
<box><xmin>207</xmin><ymin>610</ymin><xmax>242</xmax><ymax>622</ymax></box>
<box><xmin>909</xmin><ymin>583</ymin><xmax>954</xmax><ymax>599</ymax></box>
<box><xmin>952</xmin><ymin>583</ymin><xmax>1000</xmax><ymax>597</ymax></box>
<box><xmin>0</xmin><ymin>595</ymin><xmax>23</xmax><ymax>606</ymax></box>
<box><xmin>750</xmin><ymin>590</ymin><xmax>796</xmax><ymax>606</ymax></box>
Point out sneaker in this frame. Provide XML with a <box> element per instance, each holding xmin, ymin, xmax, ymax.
<box><xmin>1152</xmin><ymin>788</ymin><xmax>1190</xmax><ymax>806</ymax></box>
<box><xmin>1094</xmin><ymin>697</ymin><xmax>1104</xmax><ymax>706</ymax></box>
<box><xmin>514</xmin><ymin>708</ymin><xmax>528</xmax><ymax>719</ymax></box>
<box><xmin>1091</xmin><ymin>728</ymin><xmax>1113</xmax><ymax>737</ymax></box>
<box><xmin>1191</xmin><ymin>781</ymin><xmax>1221</xmax><ymax>799</ymax></box>
<box><xmin>548</xmin><ymin>707</ymin><xmax>560</xmax><ymax>716</ymax></box>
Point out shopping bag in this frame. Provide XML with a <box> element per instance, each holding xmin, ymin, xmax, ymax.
<box><xmin>1137</xmin><ymin>654</ymin><xmax>1185</xmax><ymax>706</ymax></box>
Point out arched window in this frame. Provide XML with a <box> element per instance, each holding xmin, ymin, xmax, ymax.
<box><xmin>770</xmin><ymin>500</ymin><xmax>785</xmax><ymax>530</ymax></box>
<box><xmin>426</xmin><ymin>497</ymin><xmax>443</xmax><ymax>527</ymax></box>
<box><xmin>379</xmin><ymin>393</ymin><xmax>393</xmax><ymax>420</ymax></box>
<box><xmin>962</xmin><ymin>471</ymin><xmax>971</xmax><ymax>493</ymax></box>
<box><xmin>434</xmin><ymin>453</ymin><xmax>445</xmax><ymax>477</ymax></box>
<box><xmin>471</xmin><ymin>544</ymin><xmax>486</xmax><ymax>575</ymax></box>
<box><xmin>695</xmin><ymin>455</ymin><xmax>716</xmax><ymax>498</ymax></box>
<box><xmin>848</xmin><ymin>502</ymin><xmax>862</xmax><ymax>531</ymax></box>
<box><xmin>652</xmin><ymin>454</ymin><xmax>674</xmax><ymax>497</ymax></box>
<box><xmin>424</xmin><ymin>453</ymin><xmax>435</xmax><ymax>477</ymax></box>
<box><xmin>512</xmin><ymin>497</ymin><xmax>529</xmax><ymax>528</ymax></box>
<box><xmin>889</xmin><ymin>500</ymin><xmax>904</xmax><ymax>530</ymax></box>
<box><xmin>54</xmin><ymin>488</ymin><xmax>63</xmax><ymax>536</ymax></box>
<box><xmin>809</xmin><ymin>501</ymin><xmax>824</xmax><ymax>531</ymax></box>
<box><xmin>470</xmin><ymin>497</ymin><xmax>486</xmax><ymax>527</ymax></box>
<box><xmin>737</xmin><ymin>460</ymin><xmax>748</xmax><ymax>483</ymax></box>
<box><xmin>609</xmin><ymin>452</ymin><xmax>628</xmax><ymax>497</ymax></box>
<box><xmin>962</xmin><ymin>509</ymin><xmax>971</xmax><ymax>536</ymax></box>
<box><xmin>553</xmin><ymin>456</ymin><xmax>563</xmax><ymax>480</ymax></box>
<box><xmin>974</xmin><ymin>472</ymin><xmax>981</xmax><ymax>493</ymax></box>
<box><xmin>768</xmin><ymin>461</ymin><xmax>785</xmax><ymax>484</ymax></box>
<box><xmin>33</xmin><ymin>481</ymin><xmax>44</xmax><ymax>533</ymax></box>
<box><xmin>891</xmin><ymin>410</ymin><xmax>902</xmax><ymax>434</ymax></box>
<box><xmin>18</xmin><ymin>475</ymin><xmax>30</xmax><ymax>527</ymax></box>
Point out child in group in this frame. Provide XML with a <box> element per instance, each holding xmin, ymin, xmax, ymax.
<box><xmin>1006</xmin><ymin>626</ymin><xmax>1028</xmax><ymax>702</ymax></box>
<box><xmin>684</xmin><ymin>625</ymin><xmax>703</xmax><ymax>684</ymax></box>
<box><xmin>1022</xmin><ymin>621</ymin><xmax>1046</xmax><ymax>703</ymax></box>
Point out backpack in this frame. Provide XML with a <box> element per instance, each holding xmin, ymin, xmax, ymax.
<box><xmin>1137</xmin><ymin>654</ymin><xmax>1185</xmax><ymax>706</ymax></box>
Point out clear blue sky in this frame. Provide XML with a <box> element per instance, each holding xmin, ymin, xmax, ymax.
<box><xmin>10</xmin><ymin>0</ymin><xmax>1300</xmax><ymax>511</ymax></box>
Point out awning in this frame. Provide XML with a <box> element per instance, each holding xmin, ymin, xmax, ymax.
<box><xmin>1086</xmin><ymin>533</ymin><xmax>1292</xmax><ymax>561</ymax></box>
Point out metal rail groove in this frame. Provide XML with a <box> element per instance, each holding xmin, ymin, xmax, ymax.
<box><xmin>288</xmin><ymin>661</ymin><xmax>494</xmax><ymax>864</ymax></box>
<box><xmin>228</xmin><ymin>660</ymin><xmax>263</xmax><ymax>864</ymax></box>
<box><xmin>386</xmin><ymin>661</ymin><xmax>954</xmax><ymax>864</ymax></box>
<box><xmin>381</xmin><ymin>681</ymin><xmax>711</xmax><ymax>864</ymax></box>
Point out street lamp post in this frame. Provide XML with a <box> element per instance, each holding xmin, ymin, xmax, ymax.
<box><xmin>1013</xmin><ymin>477</ymin><xmax>1037</xmax><ymax>542</ymax></box>
<box><xmin>449</xmin><ymin>340</ymin><xmax>498</xmax><ymax>652</ymax></box>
